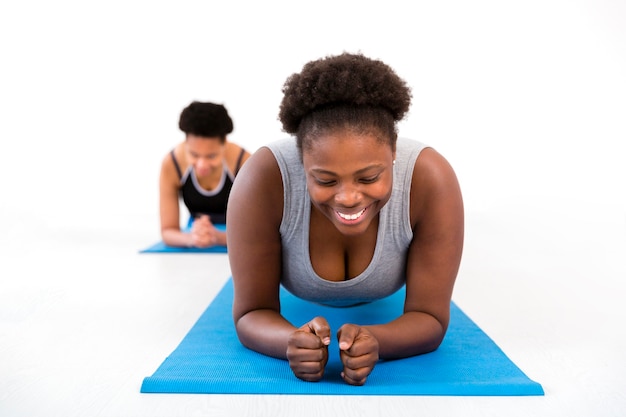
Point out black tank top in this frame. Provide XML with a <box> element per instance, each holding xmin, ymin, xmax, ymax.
<box><xmin>170</xmin><ymin>149</ymin><xmax>244</xmax><ymax>224</ymax></box>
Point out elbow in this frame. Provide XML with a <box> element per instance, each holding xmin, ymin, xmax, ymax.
<box><xmin>233</xmin><ymin>309</ymin><xmax>256</xmax><ymax>349</ymax></box>
<box><xmin>423</xmin><ymin>332</ymin><xmax>445</xmax><ymax>354</ymax></box>
<box><xmin>416</xmin><ymin>312</ymin><xmax>449</xmax><ymax>354</ymax></box>
<box><xmin>426</xmin><ymin>317</ymin><xmax>449</xmax><ymax>353</ymax></box>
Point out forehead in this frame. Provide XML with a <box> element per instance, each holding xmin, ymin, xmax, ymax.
<box><xmin>186</xmin><ymin>135</ymin><xmax>223</xmax><ymax>153</ymax></box>
<box><xmin>302</xmin><ymin>131</ymin><xmax>393</xmax><ymax>169</ymax></box>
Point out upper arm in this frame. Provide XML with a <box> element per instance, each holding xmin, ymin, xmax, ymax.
<box><xmin>404</xmin><ymin>147</ymin><xmax>465</xmax><ymax>331</ymax></box>
<box><xmin>159</xmin><ymin>152</ymin><xmax>182</xmax><ymax>232</ymax></box>
<box><xmin>227</xmin><ymin>147</ymin><xmax>284</xmax><ymax>323</ymax></box>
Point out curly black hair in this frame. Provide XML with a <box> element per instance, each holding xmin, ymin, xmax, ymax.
<box><xmin>179</xmin><ymin>101</ymin><xmax>234</xmax><ymax>142</ymax></box>
<box><xmin>278</xmin><ymin>52</ymin><xmax>412</xmax><ymax>152</ymax></box>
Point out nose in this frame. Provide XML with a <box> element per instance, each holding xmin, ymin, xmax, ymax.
<box><xmin>334</xmin><ymin>183</ymin><xmax>362</xmax><ymax>207</ymax></box>
<box><xmin>196</xmin><ymin>157</ymin><xmax>216</xmax><ymax>171</ymax></box>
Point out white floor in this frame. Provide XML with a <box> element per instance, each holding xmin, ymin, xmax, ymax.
<box><xmin>1</xmin><ymin>205</ymin><xmax>624</xmax><ymax>417</ymax></box>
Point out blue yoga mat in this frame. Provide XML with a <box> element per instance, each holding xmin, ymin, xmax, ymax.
<box><xmin>141</xmin><ymin>278</ymin><xmax>543</xmax><ymax>396</ymax></box>
<box><xmin>139</xmin><ymin>223</ymin><xmax>227</xmax><ymax>254</ymax></box>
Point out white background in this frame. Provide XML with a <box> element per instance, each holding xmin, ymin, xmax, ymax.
<box><xmin>1</xmin><ymin>1</ymin><xmax>625</xmax><ymax>416</ymax></box>
<box><xmin>1</xmin><ymin>0</ymin><xmax>624</xmax><ymax>230</ymax></box>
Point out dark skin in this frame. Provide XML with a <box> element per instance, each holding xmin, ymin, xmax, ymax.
<box><xmin>227</xmin><ymin>128</ymin><xmax>464</xmax><ymax>385</ymax></box>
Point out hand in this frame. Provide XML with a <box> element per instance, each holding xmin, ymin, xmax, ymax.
<box><xmin>189</xmin><ymin>215</ymin><xmax>220</xmax><ymax>247</ymax></box>
<box><xmin>286</xmin><ymin>317</ymin><xmax>331</xmax><ymax>382</ymax></box>
<box><xmin>337</xmin><ymin>324</ymin><xmax>379</xmax><ymax>386</ymax></box>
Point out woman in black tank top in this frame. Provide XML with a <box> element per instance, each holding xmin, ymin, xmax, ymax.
<box><xmin>158</xmin><ymin>101</ymin><xmax>250</xmax><ymax>248</ymax></box>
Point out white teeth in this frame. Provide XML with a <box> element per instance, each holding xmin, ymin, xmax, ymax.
<box><xmin>337</xmin><ymin>208</ymin><xmax>365</xmax><ymax>220</ymax></box>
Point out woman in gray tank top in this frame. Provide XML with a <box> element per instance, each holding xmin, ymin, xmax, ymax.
<box><xmin>227</xmin><ymin>52</ymin><xmax>464</xmax><ymax>386</ymax></box>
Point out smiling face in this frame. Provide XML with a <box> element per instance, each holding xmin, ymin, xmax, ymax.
<box><xmin>184</xmin><ymin>134</ymin><xmax>225</xmax><ymax>178</ymax></box>
<box><xmin>302</xmin><ymin>130</ymin><xmax>395</xmax><ymax>236</ymax></box>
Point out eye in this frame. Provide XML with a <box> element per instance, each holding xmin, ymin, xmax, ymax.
<box><xmin>313</xmin><ymin>178</ymin><xmax>336</xmax><ymax>186</ymax></box>
<box><xmin>359</xmin><ymin>175</ymin><xmax>380</xmax><ymax>184</ymax></box>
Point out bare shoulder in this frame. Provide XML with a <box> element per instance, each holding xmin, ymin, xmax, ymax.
<box><xmin>412</xmin><ymin>147</ymin><xmax>460</xmax><ymax>192</ymax></box>
<box><xmin>225</xmin><ymin>141</ymin><xmax>245</xmax><ymax>153</ymax></box>
<box><xmin>160</xmin><ymin>142</ymin><xmax>186</xmax><ymax>183</ymax></box>
<box><xmin>410</xmin><ymin>147</ymin><xmax>463</xmax><ymax>225</ymax></box>
<box><xmin>225</xmin><ymin>141</ymin><xmax>251</xmax><ymax>165</ymax></box>
<box><xmin>229</xmin><ymin>146</ymin><xmax>284</xmax><ymax>224</ymax></box>
<box><xmin>227</xmin><ymin>147</ymin><xmax>284</xmax><ymax>231</ymax></box>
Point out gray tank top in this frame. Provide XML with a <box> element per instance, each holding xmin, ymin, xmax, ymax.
<box><xmin>266</xmin><ymin>137</ymin><xmax>427</xmax><ymax>307</ymax></box>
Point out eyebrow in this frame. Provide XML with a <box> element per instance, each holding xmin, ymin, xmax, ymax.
<box><xmin>189</xmin><ymin>150</ymin><xmax>219</xmax><ymax>157</ymax></box>
<box><xmin>310</xmin><ymin>164</ymin><xmax>384</xmax><ymax>176</ymax></box>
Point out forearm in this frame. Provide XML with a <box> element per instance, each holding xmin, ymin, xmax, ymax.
<box><xmin>364</xmin><ymin>311</ymin><xmax>446</xmax><ymax>359</ymax></box>
<box><xmin>161</xmin><ymin>228</ymin><xmax>192</xmax><ymax>247</ymax></box>
<box><xmin>235</xmin><ymin>309</ymin><xmax>297</xmax><ymax>359</ymax></box>
<box><xmin>216</xmin><ymin>230</ymin><xmax>227</xmax><ymax>246</ymax></box>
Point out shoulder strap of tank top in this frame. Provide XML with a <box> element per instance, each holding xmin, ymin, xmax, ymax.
<box><xmin>233</xmin><ymin>148</ymin><xmax>245</xmax><ymax>176</ymax></box>
<box><xmin>170</xmin><ymin>149</ymin><xmax>183</xmax><ymax>179</ymax></box>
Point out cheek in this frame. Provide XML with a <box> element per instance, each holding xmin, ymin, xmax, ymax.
<box><xmin>361</xmin><ymin>179</ymin><xmax>394</xmax><ymax>206</ymax></box>
<box><xmin>307</xmin><ymin>184</ymin><xmax>334</xmax><ymax>204</ymax></box>
<box><xmin>373</xmin><ymin>180</ymin><xmax>393</xmax><ymax>199</ymax></box>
